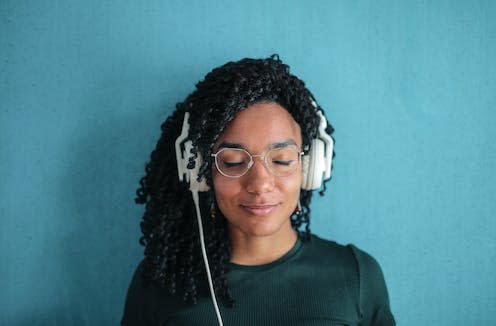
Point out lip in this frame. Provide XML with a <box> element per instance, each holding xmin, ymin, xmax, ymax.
<box><xmin>240</xmin><ymin>204</ymin><xmax>279</xmax><ymax>216</ymax></box>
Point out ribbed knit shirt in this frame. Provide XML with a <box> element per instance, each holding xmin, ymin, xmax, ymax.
<box><xmin>121</xmin><ymin>235</ymin><xmax>395</xmax><ymax>325</ymax></box>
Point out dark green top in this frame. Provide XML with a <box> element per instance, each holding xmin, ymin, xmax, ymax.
<box><xmin>122</xmin><ymin>235</ymin><xmax>395</xmax><ymax>325</ymax></box>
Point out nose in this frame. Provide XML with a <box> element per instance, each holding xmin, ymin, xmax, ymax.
<box><xmin>244</xmin><ymin>157</ymin><xmax>275</xmax><ymax>194</ymax></box>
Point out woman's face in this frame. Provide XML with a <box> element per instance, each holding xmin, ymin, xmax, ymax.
<box><xmin>212</xmin><ymin>102</ymin><xmax>302</xmax><ymax>240</ymax></box>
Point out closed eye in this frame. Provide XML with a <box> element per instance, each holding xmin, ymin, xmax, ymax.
<box><xmin>272</xmin><ymin>160</ymin><xmax>293</xmax><ymax>166</ymax></box>
<box><xmin>222</xmin><ymin>161</ymin><xmax>244</xmax><ymax>167</ymax></box>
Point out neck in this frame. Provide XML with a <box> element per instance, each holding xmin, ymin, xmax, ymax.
<box><xmin>229</xmin><ymin>226</ymin><xmax>298</xmax><ymax>266</ymax></box>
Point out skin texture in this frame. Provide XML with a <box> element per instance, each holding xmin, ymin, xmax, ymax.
<box><xmin>212</xmin><ymin>102</ymin><xmax>302</xmax><ymax>265</ymax></box>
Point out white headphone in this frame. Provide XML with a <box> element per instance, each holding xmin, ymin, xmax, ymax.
<box><xmin>301</xmin><ymin>109</ymin><xmax>334</xmax><ymax>190</ymax></box>
<box><xmin>175</xmin><ymin>108</ymin><xmax>333</xmax><ymax>193</ymax></box>
<box><xmin>175</xmin><ymin>112</ymin><xmax>210</xmax><ymax>193</ymax></box>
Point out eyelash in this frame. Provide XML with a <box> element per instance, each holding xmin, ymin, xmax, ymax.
<box><xmin>222</xmin><ymin>161</ymin><xmax>244</xmax><ymax>167</ymax></box>
<box><xmin>274</xmin><ymin>159</ymin><xmax>293</xmax><ymax>165</ymax></box>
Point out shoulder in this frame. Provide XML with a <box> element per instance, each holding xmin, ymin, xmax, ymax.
<box><xmin>305</xmin><ymin>234</ymin><xmax>353</xmax><ymax>258</ymax></box>
<box><xmin>347</xmin><ymin>243</ymin><xmax>385</xmax><ymax>283</ymax></box>
<box><xmin>306</xmin><ymin>235</ymin><xmax>395</xmax><ymax>325</ymax></box>
<box><xmin>300</xmin><ymin>235</ymin><xmax>360</xmax><ymax>290</ymax></box>
<box><xmin>121</xmin><ymin>261</ymin><xmax>149</xmax><ymax>325</ymax></box>
<box><xmin>346</xmin><ymin>244</ymin><xmax>395</xmax><ymax>325</ymax></box>
<box><xmin>121</xmin><ymin>260</ymin><xmax>188</xmax><ymax>325</ymax></box>
<box><xmin>307</xmin><ymin>235</ymin><xmax>388</xmax><ymax>296</ymax></box>
<box><xmin>304</xmin><ymin>234</ymin><xmax>360</xmax><ymax>271</ymax></box>
<box><xmin>306</xmin><ymin>234</ymin><xmax>384</xmax><ymax>278</ymax></box>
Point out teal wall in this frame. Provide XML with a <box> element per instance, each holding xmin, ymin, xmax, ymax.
<box><xmin>1</xmin><ymin>1</ymin><xmax>495</xmax><ymax>325</ymax></box>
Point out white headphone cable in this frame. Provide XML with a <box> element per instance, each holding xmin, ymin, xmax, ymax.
<box><xmin>191</xmin><ymin>190</ymin><xmax>224</xmax><ymax>326</ymax></box>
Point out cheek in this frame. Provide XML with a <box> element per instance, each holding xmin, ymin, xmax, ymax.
<box><xmin>212</xmin><ymin>173</ymin><xmax>238</xmax><ymax>206</ymax></box>
<box><xmin>212</xmin><ymin>176</ymin><xmax>245</xmax><ymax>223</ymax></box>
<box><xmin>281</xmin><ymin>178</ymin><xmax>302</xmax><ymax>215</ymax></box>
<box><xmin>281</xmin><ymin>174</ymin><xmax>303</xmax><ymax>210</ymax></box>
<box><xmin>283</xmin><ymin>171</ymin><xmax>303</xmax><ymax>195</ymax></box>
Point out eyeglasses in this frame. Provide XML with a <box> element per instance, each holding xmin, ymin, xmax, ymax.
<box><xmin>211</xmin><ymin>145</ymin><xmax>303</xmax><ymax>178</ymax></box>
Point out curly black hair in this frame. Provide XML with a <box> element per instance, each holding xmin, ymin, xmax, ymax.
<box><xmin>135</xmin><ymin>55</ymin><xmax>334</xmax><ymax>306</ymax></box>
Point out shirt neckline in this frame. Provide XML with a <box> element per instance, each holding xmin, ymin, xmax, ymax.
<box><xmin>228</xmin><ymin>237</ymin><xmax>303</xmax><ymax>272</ymax></box>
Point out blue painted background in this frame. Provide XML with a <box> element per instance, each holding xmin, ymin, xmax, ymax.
<box><xmin>1</xmin><ymin>1</ymin><xmax>495</xmax><ymax>325</ymax></box>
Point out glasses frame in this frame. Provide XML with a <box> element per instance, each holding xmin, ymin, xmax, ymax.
<box><xmin>211</xmin><ymin>146</ymin><xmax>304</xmax><ymax>178</ymax></box>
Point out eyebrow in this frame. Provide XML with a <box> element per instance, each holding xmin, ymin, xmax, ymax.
<box><xmin>215</xmin><ymin>139</ymin><xmax>298</xmax><ymax>151</ymax></box>
<box><xmin>270</xmin><ymin>140</ymin><xmax>298</xmax><ymax>149</ymax></box>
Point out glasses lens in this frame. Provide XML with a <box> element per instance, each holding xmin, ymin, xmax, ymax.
<box><xmin>267</xmin><ymin>147</ymin><xmax>301</xmax><ymax>176</ymax></box>
<box><xmin>216</xmin><ymin>148</ymin><xmax>250</xmax><ymax>177</ymax></box>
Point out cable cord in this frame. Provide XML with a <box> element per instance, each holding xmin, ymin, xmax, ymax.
<box><xmin>191</xmin><ymin>190</ymin><xmax>224</xmax><ymax>326</ymax></box>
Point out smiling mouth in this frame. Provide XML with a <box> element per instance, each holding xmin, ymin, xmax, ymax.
<box><xmin>240</xmin><ymin>204</ymin><xmax>279</xmax><ymax>216</ymax></box>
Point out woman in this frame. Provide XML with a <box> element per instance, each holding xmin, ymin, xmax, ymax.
<box><xmin>122</xmin><ymin>55</ymin><xmax>395</xmax><ymax>325</ymax></box>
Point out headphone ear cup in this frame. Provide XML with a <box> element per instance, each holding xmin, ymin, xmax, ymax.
<box><xmin>301</xmin><ymin>139</ymin><xmax>326</xmax><ymax>190</ymax></box>
<box><xmin>175</xmin><ymin>113</ymin><xmax>209</xmax><ymax>192</ymax></box>
<box><xmin>188</xmin><ymin>153</ymin><xmax>209</xmax><ymax>192</ymax></box>
<box><xmin>301</xmin><ymin>154</ymin><xmax>310</xmax><ymax>190</ymax></box>
<box><xmin>183</xmin><ymin>141</ymin><xmax>209</xmax><ymax>192</ymax></box>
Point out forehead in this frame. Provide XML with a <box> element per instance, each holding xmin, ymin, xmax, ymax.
<box><xmin>215</xmin><ymin>102</ymin><xmax>302</xmax><ymax>150</ymax></box>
